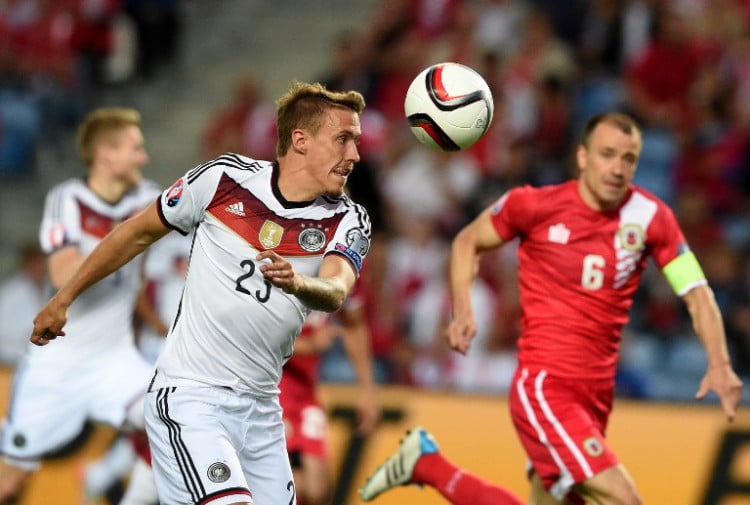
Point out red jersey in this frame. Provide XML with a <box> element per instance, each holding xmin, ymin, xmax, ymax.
<box><xmin>489</xmin><ymin>181</ymin><xmax>688</xmax><ymax>379</ymax></box>
<box><xmin>279</xmin><ymin>312</ymin><xmax>328</xmax><ymax>405</ymax></box>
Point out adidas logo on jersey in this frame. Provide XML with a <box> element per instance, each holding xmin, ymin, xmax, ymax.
<box><xmin>226</xmin><ymin>202</ymin><xmax>246</xmax><ymax>217</ymax></box>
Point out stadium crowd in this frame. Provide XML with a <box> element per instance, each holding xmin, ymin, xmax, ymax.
<box><xmin>2</xmin><ymin>0</ymin><xmax>750</xmax><ymax>402</ymax></box>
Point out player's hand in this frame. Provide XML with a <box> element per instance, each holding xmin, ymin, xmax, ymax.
<box><xmin>447</xmin><ymin>314</ymin><xmax>476</xmax><ymax>355</ymax></box>
<box><xmin>695</xmin><ymin>362</ymin><xmax>743</xmax><ymax>422</ymax></box>
<box><xmin>257</xmin><ymin>250</ymin><xmax>299</xmax><ymax>293</ymax></box>
<box><xmin>30</xmin><ymin>297</ymin><xmax>68</xmax><ymax>346</ymax></box>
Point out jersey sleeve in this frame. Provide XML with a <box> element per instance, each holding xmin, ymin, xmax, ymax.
<box><xmin>488</xmin><ymin>185</ymin><xmax>537</xmax><ymax>241</ymax></box>
<box><xmin>39</xmin><ymin>184</ymin><xmax>81</xmax><ymax>254</ymax></box>
<box><xmin>650</xmin><ymin>203</ymin><xmax>707</xmax><ymax>296</ymax></box>
<box><xmin>157</xmin><ymin>162</ymin><xmax>224</xmax><ymax>235</ymax></box>
<box><xmin>324</xmin><ymin>203</ymin><xmax>371</xmax><ymax>277</ymax></box>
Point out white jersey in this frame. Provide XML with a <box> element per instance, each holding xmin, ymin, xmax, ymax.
<box><xmin>35</xmin><ymin>177</ymin><xmax>161</xmax><ymax>363</ymax></box>
<box><xmin>151</xmin><ymin>154</ymin><xmax>371</xmax><ymax>398</ymax></box>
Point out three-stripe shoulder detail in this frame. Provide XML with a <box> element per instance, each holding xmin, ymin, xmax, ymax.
<box><xmin>187</xmin><ymin>153</ymin><xmax>268</xmax><ymax>184</ymax></box>
<box><xmin>335</xmin><ymin>196</ymin><xmax>371</xmax><ymax>237</ymax></box>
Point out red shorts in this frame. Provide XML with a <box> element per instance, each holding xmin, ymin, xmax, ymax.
<box><xmin>282</xmin><ymin>399</ymin><xmax>328</xmax><ymax>461</ymax></box>
<box><xmin>509</xmin><ymin>366</ymin><xmax>619</xmax><ymax>500</ymax></box>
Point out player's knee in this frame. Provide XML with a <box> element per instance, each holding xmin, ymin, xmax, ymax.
<box><xmin>301</xmin><ymin>480</ymin><xmax>332</xmax><ymax>505</ymax></box>
<box><xmin>0</xmin><ymin>471</ymin><xmax>26</xmax><ymax>504</ymax></box>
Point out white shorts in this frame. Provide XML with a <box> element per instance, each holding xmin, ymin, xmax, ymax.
<box><xmin>0</xmin><ymin>345</ymin><xmax>153</xmax><ymax>468</ymax></box>
<box><xmin>145</xmin><ymin>385</ymin><xmax>295</xmax><ymax>505</ymax></box>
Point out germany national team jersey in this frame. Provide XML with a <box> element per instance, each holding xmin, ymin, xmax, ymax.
<box><xmin>151</xmin><ymin>154</ymin><xmax>371</xmax><ymax>398</ymax></box>
<box><xmin>489</xmin><ymin>180</ymin><xmax>703</xmax><ymax>379</ymax></box>
<box><xmin>34</xmin><ymin>177</ymin><xmax>160</xmax><ymax>362</ymax></box>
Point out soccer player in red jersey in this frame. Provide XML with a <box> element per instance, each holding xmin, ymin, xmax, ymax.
<box><xmin>281</xmin><ymin>285</ymin><xmax>378</xmax><ymax>505</ymax></box>
<box><xmin>360</xmin><ymin>112</ymin><xmax>743</xmax><ymax>505</ymax></box>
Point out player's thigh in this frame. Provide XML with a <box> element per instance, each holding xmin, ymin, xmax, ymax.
<box><xmin>89</xmin><ymin>346</ymin><xmax>153</xmax><ymax>429</ymax></box>
<box><xmin>1</xmin><ymin>362</ymin><xmax>87</xmax><ymax>464</ymax></box>
<box><xmin>529</xmin><ymin>473</ymin><xmax>579</xmax><ymax>505</ymax></box>
<box><xmin>510</xmin><ymin>368</ymin><xmax>618</xmax><ymax>500</ymax></box>
<box><xmin>238</xmin><ymin>397</ymin><xmax>295</xmax><ymax>505</ymax></box>
<box><xmin>144</xmin><ymin>387</ymin><xmax>253</xmax><ymax>505</ymax></box>
<box><xmin>573</xmin><ymin>464</ymin><xmax>642</xmax><ymax>505</ymax></box>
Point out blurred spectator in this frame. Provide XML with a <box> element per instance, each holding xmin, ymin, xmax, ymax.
<box><xmin>472</xmin><ymin>0</ymin><xmax>526</xmax><ymax>57</ymax></box>
<box><xmin>199</xmin><ymin>71</ymin><xmax>276</xmax><ymax>161</ymax></box>
<box><xmin>577</xmin><ymin>0</ymin><xmax>626</xmax><ymax>78</ymax></box>
<box><xmin>623</xmin><ymin>4</ymin><xmax>708</xmax><ymax>133</ymax></box>
<box><xmin>531</xmin><ymin>74</ymin><xmax>572</xmax><ymax>181</ymax></box>
<box><xmin>317</xmin><ymin>29</ymin><xmax>377</xmax><ymax>100</ymax></box>
<box><xmin>343</xmin><ymin>109</ymin><xmax>390</xmax><ymax>233</ymax></box>
<box><xmin>368</xmin><ymin>29</ymin><xmax>430</xmax><ymax>121</ymax></box>
<box><xmin>380</xmin><ymin>219</ymin><xmax>449</xmax><ymax>383</ymax></box>
<box><xmin>69</xmin><ymin>0</ymin><xmax>122</xmax><ymax>101</ymax></box>
<box><xmin>531</xmin><ymin>0</ymin><xmax>587</xmax><ymax>46</ymax></box>
<box><xmin>381</xmin><ymin>140</ymin><xmax>482</xmax><ymax>236</ymax></box>
<box><xmin>0</xmin><ymin>243</ymin><xmax>47</xmax><ymax>366</ymax></box>
<box><xmin>674</xmin><ymin>186</ymin><xmax>723</xmax><ymax>262</ymax></box>
<box><xmin>122</xmin><ymin>0</ymin><xmax>181</xmax><ymax>80</ymax></box>
<box><xmin>407</xmin><ymin>255</ymin><xmax>515</xmax><ymax>393</ymax></box>
<box><xmin>727</xmin><ymin>252</ymin><xmax>750</xmax><ymax>376</ymax></box>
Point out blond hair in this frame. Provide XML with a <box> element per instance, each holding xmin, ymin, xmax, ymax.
<box><xmin>275</xmin><ymin>81</ymin><xmax>365</xmax><ymax>157</ymax></box>
<box><xmin>76</xmin><ymin>107</ymin><xmax>142</xmax><ymax>168</ymax></box>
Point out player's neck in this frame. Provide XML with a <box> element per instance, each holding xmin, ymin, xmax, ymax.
<box><xmin>274</xmin><ymin>158</ymin><xmax>319</xmax><ymax>203</ymax></box>
<box><xmin>87</xmin><ymin>172</ymin><xmax>131</xmax><ymax>204</ymax></box>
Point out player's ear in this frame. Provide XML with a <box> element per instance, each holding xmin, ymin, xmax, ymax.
<box><xmin>576</xmin><ymin>143</ymin><xmax>587</xmax><ymax>171</ymax></box>
<box><xmin>291</xmin><ymin>129</ymin><xmax>307</xmax><ymax>154</ymax></box>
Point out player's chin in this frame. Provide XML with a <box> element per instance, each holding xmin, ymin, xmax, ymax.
<box><xmin>323</xmin><ymin>183</ymin><xmax>346</xmax><ymax>197</ymax></box>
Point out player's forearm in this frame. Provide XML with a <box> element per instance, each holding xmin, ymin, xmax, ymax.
<box><xmin>55</xmin><ymin>218</ymin><xmax>160</xmax><ymax>308</ymax></box>
<box><xmin>342</xmin><ymin>326</ymin><xmax>376</xmax><ymax>389</ymax></box>
<box><xmin>686</xmin><ymin>286</ymin><xmax>732</xmax><ymax>368</ymax></box>
<box><xmin>292</xmin><ymin>275</ymin><xmax>347</xmax><ymax>312</ymax></box>
<box><xmin>450</xmin><ymin>229</ymin><xmax>480</xmax><ymax>317</ymax></box>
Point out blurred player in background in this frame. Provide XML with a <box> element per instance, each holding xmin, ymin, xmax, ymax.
<box><xmin>282</xmin><ymin>281</ymin><xmax>379</xmax><ymax>505</ymax></box>
<box><xmin>0</xmin><ymin>108</ymin><xmax>159</xmax><ymax>502</ymax></box>
<box><xmin>0</xmin><ymin>243</ymin><xmax>47</xmax><ymax>368</ymax></box>
<box><xmin>360</xmin><ymin>112</ymin><xmax>743</xmax><ymax>505</ymax></box>
<box><xmin>81</xmin><ymin>232</ymin><xmax>193</xmax><ymax>505</ymax></box>
<box><xmin>30</xmin><ymin>81</ymin><xmax>371</xmax><ymax>505</ymax></box>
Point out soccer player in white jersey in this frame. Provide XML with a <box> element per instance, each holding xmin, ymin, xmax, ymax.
<box><xmin>0</xmin><ymin>108</ymin><xmax>160</xmax><ymax>502</ymax></box>
<box><xmin>31</xmin><ymin>81</ymin><xmax>372</xmax><ymax>505</ymax></box>
<box><xmin>360</xmin><ymin>113</ymin><xmax>743</xmax><ymax>505</ymax></box>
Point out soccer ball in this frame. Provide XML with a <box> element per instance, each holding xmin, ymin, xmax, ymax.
<box><xmin>404</xmin><ymin>62</ymin><xmax>494</xmax><ymax>151</ymax></box>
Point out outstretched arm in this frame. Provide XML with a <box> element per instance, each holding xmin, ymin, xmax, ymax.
<box><xmin>448</xmin><ymin>206</ymin><xmax>504</xmax><ymax>355</ymax></box>
<box><xmin>683</xmin><ymin>284</ymin><xmax>743</xmax><ymax>421</ymax></box>
<box><xmin>340</xmin><ymin>304</ymin><xmax>379</xmax><ymax>434</ymax></box>
<box><xmin>31</xmin><ymin>202</ymin><xmax>171</xmax><ymax>345</ymax></box>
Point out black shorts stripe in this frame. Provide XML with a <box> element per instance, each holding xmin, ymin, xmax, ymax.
<box><xmin>198</xmin><ymin>487</ymin><xmax>253</xmax><ymax>505</ymax></box>
<box><xmin>155</xmin><ymin>388</ymin><xmax>205</xmax><ymax>502</ymax></box>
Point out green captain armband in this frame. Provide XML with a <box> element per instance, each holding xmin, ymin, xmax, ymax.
<box><xmin>662</xmin><ymin>251</ymin><xmax>706</xmax><ymax>296</ymax></box>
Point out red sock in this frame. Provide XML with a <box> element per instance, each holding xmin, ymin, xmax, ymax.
<box><xmin>412</xmin><ymin>453</ymin><xmax>523</xmax><ymax>505</ymax></box>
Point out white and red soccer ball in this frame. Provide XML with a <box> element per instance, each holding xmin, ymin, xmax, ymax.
<box><xmin>404</xmin><ymin>62</ymin><xmax>494</xmax><ymax>151</ymax></box>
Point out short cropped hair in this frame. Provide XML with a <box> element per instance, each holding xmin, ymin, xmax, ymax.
<box><xmin>76</xmin><ymin>107</ymin><xmax>142</xmax><ymax>168</ymax></box>
<box><xmin>275</xmin><ymin>81</ymin><xmax>365</xmax><ymax>157</ymax></box>
<box><xmin>581</xmin><ymin>112</ymin><xmax>641</xmax><ymax>148</ymax></box>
